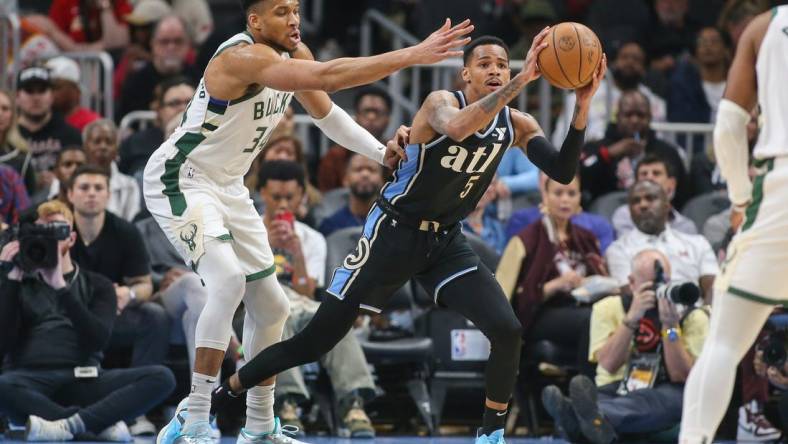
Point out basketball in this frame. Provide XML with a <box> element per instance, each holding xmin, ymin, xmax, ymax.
<box><xmin>537</xmin><ymin>22</ymin><xmax>602</xmax><ymax>90</ymax></box>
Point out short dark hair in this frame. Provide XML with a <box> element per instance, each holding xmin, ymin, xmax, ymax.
<box><xmin>636</xmin><ymin>153</ymin><xmax>675</xmax><ymax>178</ymax></box>
<box><xmin>258</xmin><ymin>160</ymin><xmax>305</xmax><ymax>190</ymax></box>
<box><xmin>56</xmin><ymin>146</ymin><xmax>84</xmax><ymax>165</ymax></box>
<box><xmin>463</xmin><ymin>36</ymin><xmax>510</xmax><ymax>66</ymax></box>
<box><xmin>69</xmin><ymin>164</ymin><xmax>110</xmax><ymax>189</ymax></box>
<box><xmin>353</xmin><ymin>86</ymin><xmax>392</xmax><ymax>114</ymax></box>
<box><xmin>156</xmin><ymin>76</ymin><xmax>194</xmax><ymax>105</ymax></box>
<box><xmin>239</xmin><ymin>0</ymin><xmax>263</xmax><ymax>13</ymax></box>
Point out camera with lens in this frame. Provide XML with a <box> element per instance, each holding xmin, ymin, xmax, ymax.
<box><xmin>1</xmin><ymin>222</ymin><xmax>71</xmax><ymax>272</ymax></box>
<box><xmin>653</xmin><ymin>260</ymin><xmax>700</xmax><ymax>306</ymax></box>
<box><xmin>759</xmin><ymin>329</ymin><xmax>788</xmax><ymax>369</ymax></box>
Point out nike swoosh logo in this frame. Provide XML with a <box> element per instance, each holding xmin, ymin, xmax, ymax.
<box><xmin>496</xmin><ymin>411</ymin><xmax>508</xmax><ymax>417</ymax></box>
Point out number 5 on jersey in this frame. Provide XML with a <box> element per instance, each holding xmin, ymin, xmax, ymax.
<box><xmin>242</xmin><ymin>126</ymin><xmax>269</xmax><ymax>153</ymax></box>
<box><xmin>461</xmin><ymin>175</ymin><xmax>480</xmax><ymax>198</ymax></box>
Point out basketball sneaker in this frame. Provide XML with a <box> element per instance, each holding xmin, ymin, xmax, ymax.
<box><xmin>25</xmin><ymin>416</ymin><xmax>73</xmax><ymax>441</ymax></box>
<box><xmin>236</xmin><ymin>417</ymin><xmax>308</xmax><ymax>444</ymax></box>
<box><xmin>737</xmin><ymin>400</ymin><xmax>782</xmax><ymax>442</ymax></box>
<box><xmin>158</xmin><ymin>398</ymin><xmax>220</xmax><ymax>444</ymax></box>
<box><xmin>474</xmin><ymin>428</ymin><xmax>505</xmax><ymax>444</ymax></box>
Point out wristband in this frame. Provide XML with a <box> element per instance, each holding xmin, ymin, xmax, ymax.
<box><xmin>129</xmin><ymin>288</ymin><xmax>137</xmax><ymax>301</ymax></box>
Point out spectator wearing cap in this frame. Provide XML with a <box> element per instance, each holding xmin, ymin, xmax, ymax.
<box><xmin>119</xmin><ymin>15</ymin><xmax>197</xmax><ymax>117</ymax></box>
<box><xmin>16</xmin><ymin>67</ymin><xmax>81</xmax><ymax>195</ymax></box>
<box><xmin>23</xmin><ymin>0</ymin><xmax>131</xmax><ymax>52</ymax></box>
<box><xmin>46</xmin><ymin>57</ymin><xmax>102</xmax><ymax>132</ymax></box>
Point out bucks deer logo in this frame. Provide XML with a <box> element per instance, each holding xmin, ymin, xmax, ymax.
<box><xmin>180</xmin><ymin>223</ymin><xmax>198</xmax><ymax>252</ymax></box>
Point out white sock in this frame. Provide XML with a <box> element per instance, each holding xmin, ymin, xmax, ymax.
<box><xmin>245</xmin><ymin>384</ymin><xmax>275</xmax><ymax>434</ymax></box>
<box><xmin>185</xmin><ymin>372</ymin><xmax>217</xmax><ymax>429</ymax></box>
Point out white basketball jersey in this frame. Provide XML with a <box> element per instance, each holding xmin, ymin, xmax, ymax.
<box><xmin>164</xmin><ymin>32</ymin><xmax>294</xmax><ymax>180</ymax></box>
<box><xmin>753</xmin><ymin>6</ymin><xmax>788</xmax><ymax>158</ymax></box>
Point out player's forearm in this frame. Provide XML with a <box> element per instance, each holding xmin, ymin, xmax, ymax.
<box><xmin>714</xmin><ymin>99</ymin><xmax>753</xmax><ymax>206</ymax></box>
<box><xmin>319</xmin><ymin>48</ymin><xmax>414</xmax><ymax>93</ymax></box>
<box><xmin>445</xmin><ymin>74</ymin><xmax>529</xmax><ymax>141</ymax></box>
<box><xmin>571</xmin><ymin>100</ymin><xmax>590</xmax><ymax>130</ymax></box>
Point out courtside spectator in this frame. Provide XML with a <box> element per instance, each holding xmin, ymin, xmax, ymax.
<box><xmin>319</xmin><ymin>153</ymin><xmax>384</xmax><ymax>237</ymax></box>
<box><xmin>543</xmin><ymin>249</ymin><xmax>709</xmax><ymax>442</ymax></box>
<box><xmin>119</xmin><ymin>15</ymin><xmax>197</xmax><ymax>117</ymax></box>
<box><xmin>16</xmin><ymin>67</ymin><xmax>81</xmax><ymax>193</ymax></box>
<box><xmin>0</xmin><ymin>200</ymin><xmax>174</xmax><ymax>442</ymax></box>
<box><xmin>318</xmin><ymin>87</ymin><xmax>391</xmax><ymax>192</ymax></box>
<box><xmin>46</xmin><ymin>57</ymin><xmax>102</xmax><ymax>132</ymax></box>
<box><xmin>605</xmin><ymin>180</ymin><xmax>717</xmax><ymax>302</ymax></box>
<box><xmin>0</xmin><ymin>89</ymin><xmax>36</xmax><ymax>193</ymax></box>
<box><xmin>611</xmin><ymin>154</ymin><xmax>696</xmax><ymax>237</ymax></box>
<box><xmin>83</xmin><ymin>120</ymin><xmax>141</xmax><ymax>221</ymax></box>
<box><xmin>579</xmin><ymin>90</ymin><xmax>689</xmax><ymax>208</ymax></box>
<box><xmin>497</xmin><ymin>175</ymin><xmax>605</xmax><ymax>371</ymax></box>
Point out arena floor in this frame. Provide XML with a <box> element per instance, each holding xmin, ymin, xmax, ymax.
<box><xmin>0</xmin><ymin>437</ymin><xmax>740</xmax><ymax>444</ymax></box>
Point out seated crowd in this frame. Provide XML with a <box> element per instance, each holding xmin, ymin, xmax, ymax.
<box><xmin>2</xmin><ymin>0</ymin><xmax>786</xmax><ymax>441</ymax></box>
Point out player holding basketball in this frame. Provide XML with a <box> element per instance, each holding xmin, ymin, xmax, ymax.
<box><xmin>211</xmin><ymin>29</ymin><xmax>606</xmax><ymax>444</ymax></box>
<box><xmin>680</xmin><ymin>6</ymin><xmax>788</xmax><ymax>443</ymax></box>
<box><xmin>143</xmin><ymin>1</ymin><xmax>473</xmax><ymax>443</ymax></box>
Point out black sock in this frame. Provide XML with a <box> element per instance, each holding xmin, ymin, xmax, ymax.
<box><xmin>210</xmin><ymin>380</ymin><xmax>241</xmax><ymax>416</ymax></box>
<box><xmin>482</xmin><ymin>405</ymin><xmax>507</xmax><ymax>435</ymax></box>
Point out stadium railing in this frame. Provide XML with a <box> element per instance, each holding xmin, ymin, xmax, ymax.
<box><xmin>0</xmin><ymin>4</ymin><xmax>20</xmax><ymax>91</ymax></box>
<box><xmin>650</xmin><ymin>121</ymin><xmax>714</xmax><ymax>168</ymax></box>
<box><xmin>60</xmin><ymin>51</ymin><xmax>115</xmax><ymax>121</ymax></box>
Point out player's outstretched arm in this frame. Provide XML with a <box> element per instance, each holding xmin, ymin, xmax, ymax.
<box><xmin>419</xmin><ymin>27</ymin><xmax>552</xmax><ymax>142</ymax></box>
<box><xmin>219</xmin><ymin>19</ymin><xmax>473</xmax><ymax>94</ymax></box>
<box><xmin>713</xmin><ymin>11</ymin><xmax>770</xmax><ymax>208</ymax></box>
<box><xmin>514</xmin><ymin>55</ymin><xmax>607</xmax><ymax>184</ymax></box>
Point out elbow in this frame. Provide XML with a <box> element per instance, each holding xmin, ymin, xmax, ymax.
<box><xmin>322</xmin><ymin>78</ymin><xmax>341</xmax><ymax>94</ymax></box>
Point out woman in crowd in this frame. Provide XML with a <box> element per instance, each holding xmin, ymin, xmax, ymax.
<box><xmin>0</xmin><ymin>90</ymin><xmax>36</xmax><ymax>194</ymax></box>
<box><xmin>497</xmin><ymin>174</ymin><xmax>606</xmax><ymax>371</ymax></box>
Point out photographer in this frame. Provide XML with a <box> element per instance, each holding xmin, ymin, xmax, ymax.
<box><xmin>543</xmin><ymin>249</ymin><xmax>710</xmax><ymax>443</ymax></box>
<box><xmin>0</xmin><ymin>201</ymin><xmax>174</xmax><ymax>441</ymax></box>
<box><xmin>754</xmin><ymin>330</ymin><xmax>788</xmax><ymax>437</ymax></box>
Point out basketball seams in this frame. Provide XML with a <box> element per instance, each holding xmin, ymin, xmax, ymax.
<box><xmin>552</xmin><ymin>24</ymin><xmax>577</xmax><ymax>89</ymax></box>
<box><xmin>573</xmin><ymin>23</ymin><xmax>583</xmax><ymax>87</ymax></box>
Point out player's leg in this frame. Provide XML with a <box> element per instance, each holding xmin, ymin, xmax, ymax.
<box><xmin>436</xmin><ymin>263</ymin><xmax>523</xmax><ymax>439</ymax></box>
<box><xmin>237</xmin><ymin>275</ymin><xmax>290</xmax><ymax>436</ymax></box>
<box><xmin>679</xmin><ymin>292</ymin><xmax>773</xmax><ymax>443</ymax></box>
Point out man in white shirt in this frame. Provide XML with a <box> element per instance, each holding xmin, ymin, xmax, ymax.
<box><xmin>606</xmin><ymin>180</ymin><xmax>718</xmax><ymax>302</ymax></box>
<box><xmin>611</xmin><ymin>153</ymin><xmax>697</xmax><ymax>237</ymax></box>
<box><xmin>553</xmin><ymin>41</ymin><xmax>667</xmax><ymax>145</ymax></box>
<box><xmin>258</xmin><ymin>160</ymin><xmax>376</xmax><ymax>439</ymax></box>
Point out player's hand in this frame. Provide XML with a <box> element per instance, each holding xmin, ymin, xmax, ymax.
<box><xmin>576</xmin><ymin>53</ymin><xmax>607</xmax><ymax>106</ymax></box>
<box><xmin>518</xmin><ymin>26</ymin><xmax>551</xmax><ymax>84</ymax></box>
<box><xmin>0</xmin><ymin>241</ymin><xmax>23</xmax><ymax>281</ymax></box>
<box><xmin>409</xmin><ymin>19</ymin><xmax>474</xmax><ymax>65</ymax></box>
<box><xmin>384</xmin><ymin>125</ymin><xmax>410</xmax><ymax>169</ymax></box>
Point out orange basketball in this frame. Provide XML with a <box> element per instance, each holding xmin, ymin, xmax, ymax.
<box><xmin>537</xmin><ymin>22</ymin><xmax>602</xmax><ymax>90</ymax></box>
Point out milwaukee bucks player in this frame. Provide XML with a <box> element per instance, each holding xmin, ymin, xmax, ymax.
<box><xmin>143</xmin><ymin>1</ymin><xmax>473</xmax><ymax>443</ymax></box>
<box><xmin>680</xmin><ymin>7</ymin><xmax>788</xmax><ymax>443</ymax></box>
<box><xmin>210</xmin><ymin>29</ymin><xmax>606</xmax><ymax>444</ymax></box>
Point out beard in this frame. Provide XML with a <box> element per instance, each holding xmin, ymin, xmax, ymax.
<box><xmin>22</xmin><ymin>110</ymin><xmax>49</xmax><ymax>124</ymax></box>
<box><xmin>612</xmin><ymin>67</ymin><xmax>642</xmax><ymax>90</ymax></box>
<box><xmin>350</xmin><ymin>182</ymin><xmax>380</xmax><ymax>200</ymax></box>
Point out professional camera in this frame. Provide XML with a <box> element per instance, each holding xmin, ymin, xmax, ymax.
<box><xmin>653</xmin><ymin>260</ymin><xmax>701</xmax><ymax>306</ymax></box>
<box><xmin>1</xmin><ymin>222</ymin><xmax>71</xmax><ymax>272</ymax></box>
<box><xmin>759</xmin><ymin>329</ymin><xmax>788</xmax><ymax>369</ymax></box>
